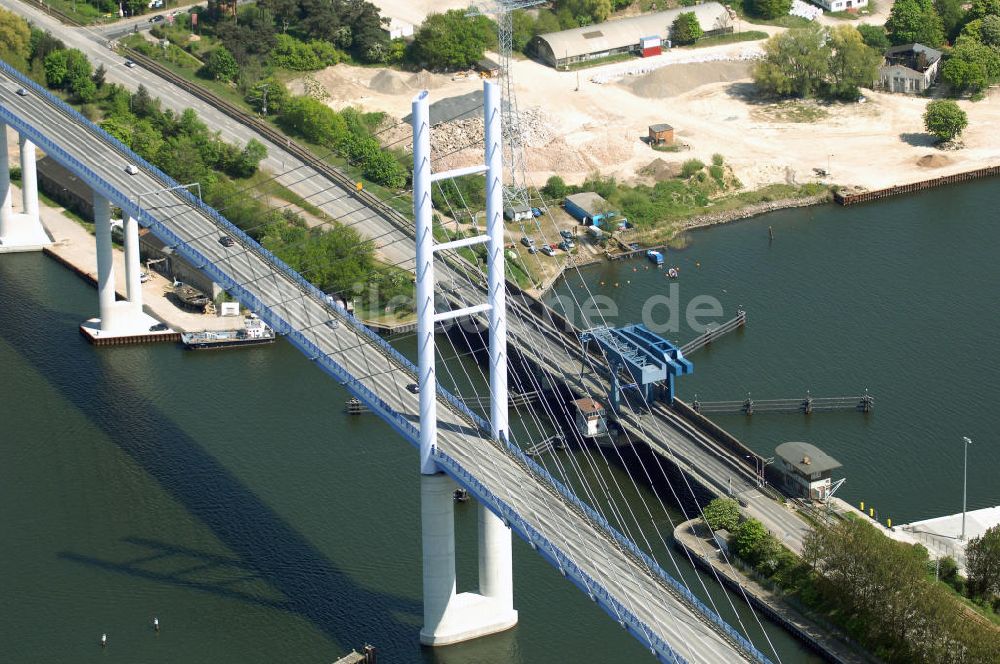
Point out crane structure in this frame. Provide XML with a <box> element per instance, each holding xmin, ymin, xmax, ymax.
<box><xmin>469</xmin><ymin>0</ymin><xmax>544</xmax><ymax>210</ymax></box>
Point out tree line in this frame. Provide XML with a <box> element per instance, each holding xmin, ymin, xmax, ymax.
<box><xmin>0</xmin><ymin>7</ymin><xmax>409</xmax><ymax>311</ymax></box>
<box><xmin>701</xmin><ymin>497</ymin><xmax>1000</xmax><ymax>663</ymax></box>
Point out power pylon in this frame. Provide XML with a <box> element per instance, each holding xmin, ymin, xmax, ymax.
<box><xmin>469</xmin><ymin>1</ymin><xmax>544</xmax><ymax>209</ymax></box>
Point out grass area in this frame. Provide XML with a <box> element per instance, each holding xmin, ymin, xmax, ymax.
<box><xmin>651</xmin><ymin>143</ymin><xmax>685</xmax><ymax>153</ymax></box>
<box><xmin>752</xmin><ymin>99</ymin><xmax>830</xmax><ymax>123</ymax></box>
<box><xmin>24</xmin><ymin>0</ymin><xmax>113</xmax><ymax>25</ymax></box>
<box><xmin>563</xmin><ymin>52</ymin><xmax>636</xmax><ymax>71</ymax></box>
<box><xmin>692</xmin><ymin>30</ymin><xmax>769</xmax><ymax>48</ymax></box>
<box><xmin>243</xmin><ymin>171</ymin><xmax>332</xmax><ymax>221</ymax></box>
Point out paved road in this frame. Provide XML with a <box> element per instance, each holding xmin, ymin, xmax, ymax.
<box><xmin>4</xmin><ymin>0</ymin><xmax>419</xmax><ymax>273</ymax></box>
<box><xmin>9</xmin><ymin>0</ymin><xmax>811</xmax><ymax>559</ymax></box>
<box><xmin>0</xmin><ymin>68</ymin><xmax>767</xmax><ymax>664</ymax></box>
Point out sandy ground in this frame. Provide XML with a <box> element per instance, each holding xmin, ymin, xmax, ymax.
<box><xmin>296</xmin><ymin>23</ymin><xmax>1000</xmax><ymax>195</ymax></box>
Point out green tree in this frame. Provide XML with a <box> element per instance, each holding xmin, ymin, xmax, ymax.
<box><xmin>886</xmin><ymin>0</ymin><xmax>945</xmax><ymax>46</ymax></box>
<box><xmin>43</xmin><ymin>49</ymin><xmax>68</xmax><ymax>88</ymax></box>
<box><xmin>966</xmin><ymin>525</ymin><xmax>1000</xmax><ymax>600</ymax></box>
<box><xmin>827</xmin><ymin>26</ymin><xmax>882</xmax><ymax>100</ymax></box>
<box><xmin>229</xmin><ymin>138</ymin><xmax>268</xmax><ymax>178</ymax></box>
<box><xmin>935</xmin><ymin>0</ymin><xmax>967</xmax><ymax>40</ymax></box>
<box><xmin>362</xmin><ymin>150</ymin><xmax>406</xmax><ymax>189</ymax></box>
<box><xmin>277</xmin><ymin>95</ymin><xmax>348</xmax><ymax>145</ymax></box>
<box><xmin>543</xmin><ymin>175</ymin><xmax>568</xmax><ymax>199</ymax></box>
<box><xmin>0</xmin><ymin>7</ymin><xmax>31</xmax><ymax>65</ymax></box>
<box><xmin>748</xmin><ymin>0</ymin><xmax>793</xmax><ymax>20</ymax></box>
<box><xmin>967</xmin><ymin>0</ymin><xmax>1000</xmax><ymax>20</ymax></box>
<box><xmin>511</xmin><ymin>9</ymin><xmax>536</xmax><ymax>52</ymax></box>
<box><xmin>92</xmin><ymin>63</ymin><xmax>106</xmax><ymax>88</ymax></box>
<box><xmin>732</xmin><ymin>518</ymin><xmax>771</xmax><ymax>565</ymax></box>
<box><xmin>64</xmin><ymin>48</ymin><xmax>91</xmax><ymax>86</ymax></box>
<box><xmin>245</xmin><ymin>77</ymin><xmax>288</xmax><ymax>116</ymax></box>
<box><xmin>204</xmin><ymin>46</ymin><xmax>239</xmax><ymax>82</ymax></box>
<box><xmin>923</xmin><ymin>99</ymin><xmax>968</xmax><ymax>141</ymax></box>
<box><xmin>408</xmin><ymin>10</ymin><xmax>496</xmax><ymax>70</ymax></box>
<box><xmin>702</xmin><ymin>497</ymin><xmax>740</xmax><ymax>532</ymax></box>
<box><xmin>534</xmin><ymin>9</ymin><xmax>561</xmax><ymax>35</ymax></box>
<box><xmin>671</xmin><ymin>12</ymin><xmax>703</xmax><ymax>46</ymax></box>
<box><xmin>71</xmin><ymin>75</ymin><xmax>97</xmax><ymax>103</ymax></box>
<box><xmin>942</xmin><ymin>34</ymin><xmax>1000</xmax><ymax>90</ymax></box>
<box><xmin>555</xmin><ymin>0</ymin><xmax>612</xmax><ymax>25</ymax></box>
<box><xmin>980</xmin><ymin>14</ymin><xmax>1000</xmax><ymax>45</ymax></box>
<box><xmin>753</xmin><ymin>27</ymin><xmax>831</xmax><ymax>98</ymax></box>
<box><xmin>857</xmin><ymin>23</ymin><xmax>891</xmax><ymax>51</ymax></box>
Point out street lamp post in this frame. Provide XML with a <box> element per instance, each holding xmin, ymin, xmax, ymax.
<box><xmin>962</xmin><ymin>436</ymin><xmax>972</xmax><ymax>540</ymax></box>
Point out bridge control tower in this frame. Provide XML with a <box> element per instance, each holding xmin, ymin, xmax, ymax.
<box><xmin>411</xmin><ymin>82</ymin><xmax>518</xmax><ymax>644</ymax></box>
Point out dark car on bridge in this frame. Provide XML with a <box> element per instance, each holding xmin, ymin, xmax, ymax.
<box><xmin>219</xmin><ymin>235</ymin><xmax>235</xmax><ymax>248</ymax></box>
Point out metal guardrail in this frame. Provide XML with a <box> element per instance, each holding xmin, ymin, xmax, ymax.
<box><xmin>0</xmin><ymin>59</ymin><xmax>773</xmax><ymax>663</ymax></box>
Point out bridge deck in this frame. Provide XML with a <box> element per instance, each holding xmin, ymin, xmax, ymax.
<box><xmin>0</xmin><ymin>66</ymin><xmax>767</xmax><ymax>663</ymax></box>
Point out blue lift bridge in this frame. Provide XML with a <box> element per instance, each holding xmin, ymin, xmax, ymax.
<box><xmin>580</xmin><ymin>324</ymin><xmax>693</xmax><ymax>413</ymax></box>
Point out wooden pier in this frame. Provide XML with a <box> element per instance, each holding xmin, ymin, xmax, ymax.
<box><xmin>680</xmin><ymin>309</ymin><xmax>746</xmax><ymax>356</ymax></box>
<box><xmin>692</xmin><ymin>392</ymin><xmax>874</xmax><ymax>416</ymax></box>
<box><xmin>834</xmin><ymin>165</ymin><xmax>1000</xmax><ymax>206</ymax></box>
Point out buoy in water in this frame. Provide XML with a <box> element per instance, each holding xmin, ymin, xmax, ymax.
<box><xmin>100</xmin><ymin>634</ymin><xmax>107</xmax><ymax>648</ymax></box>
<box><xmin>153</xmin><ymin>617</ymin><xmax>159</xmax><ymax>632</ymax></box>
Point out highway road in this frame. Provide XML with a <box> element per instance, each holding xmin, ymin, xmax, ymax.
<box><xmin>0</xmin><ymin>65</ymin><xmax>769</xmax><ymax>664</ymax></box>
<box><xmin>4</xmin><ymin>0</ymin><xmax>811</xmax><ymax>555</ymax></box>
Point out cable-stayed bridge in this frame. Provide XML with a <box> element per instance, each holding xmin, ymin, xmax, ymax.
<box><xmin>0</xmin><ymin>62</ymin><xmax>787</xmax><ymax>663</ymax></box>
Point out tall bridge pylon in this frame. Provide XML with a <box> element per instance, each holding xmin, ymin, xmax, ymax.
<box><xmin>412</xmin><ymin>81</ymin><xmax>517</xmax><ymax>644</ymax></box>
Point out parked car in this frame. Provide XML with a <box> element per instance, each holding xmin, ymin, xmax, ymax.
<box><xmin>559</xmin><ymin>229</ymin><xmax>574</xmax><ymax>240</ymax></box>
<box><xmin>148</xmin><ymin>14</ymin><xmax>165</xmax><ymax>23</ymax></box>
<box><xmin>219</xmin><ymin>235</ymin><xmax>235</xmax><ymax>247</ymax></box>
<box><xmin>149</xmin><ymin>322</ymin><xmax>168</xmax><ymax>331</ymax></box>
<box><xmin>558</xmin><ymin>241</ymin><xmax>571</xmax><ymax>252</ymax></box>
<box><xmin>406</xmin><ymin>382</ymin><xmax>420</xmax><ymax>394</ymax></box>
<box><xmin>15</xmin><ymin>87</ymin><xmax>28</xmax><ymax>97</ymax></box>
<box><xmin>540</xmin><ymin>245</ymin><xmax>556</xmax><ymax>257</ymax></box>
<box><xmin>530</xmin><ymin>207</ymin><xmax>543</xmax><ymax>217</ymax></box>
<box><xmin>527</xmin><ymin>245</ymin><xmax>538</xmax><ymax>254</ymax></box>
<box><xmin>139</xmin><ymin>271</ymin><xmax>151</xmax><ymax>283</ymax></box>
<box><xmin>520</xmin><ymin>236</ymin><xmax>535</xmax><ymax>248</ymax></box>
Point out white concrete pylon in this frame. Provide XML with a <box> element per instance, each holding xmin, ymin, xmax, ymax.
<box><xmin>0</xmin><ymin>129</ymin><xmax>50</xmax><ymax>252</ymax></box>
<box><xmin>0</xmin><ymin>123</ymin><xmax>12</xmax><ymax>238</ymax></box>
<box><xmin>19</xmin><ymin>134</ymin><xmax>38</xmax><ymax>221</ymax></box>
<box><xmin>480</xmin><ymin>79</ymin><xmax>515</xmax><ymax>616</ymax></box>
<box><xmin>412</xmin><ymin>81</ymin><xmax>516</xmax><ymax>647</ymax></box>
<box><xmin>94</xmin><ymin>193</ymin><xmax>119</xmax><ymax>332</ymax></box>
<box><xmin>124</xmin><ymin>215</ymin><xmax>143</xmax><ymax>314</ymax></box>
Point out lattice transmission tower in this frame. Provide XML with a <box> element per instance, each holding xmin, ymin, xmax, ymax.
<box><xmin>469</xmin><ymin>1</ymin><xmax>544</xmax><ymax>210</ymax></box>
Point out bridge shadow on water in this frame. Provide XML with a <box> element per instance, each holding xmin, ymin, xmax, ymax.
<box><xmin>0</xmin><ymin>272</ymin><xmax>422</xmax><ymax>654</ymax></box>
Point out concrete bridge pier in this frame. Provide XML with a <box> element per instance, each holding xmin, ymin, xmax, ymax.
<box><xmin>0</xmin><ymin>125</ymin><xmax>51</xmax><ymax>252</ymax></box>
<box><xmin>79</xmin><ymin>193</ymin><xmax>166</xmax><ymax>343</ymax></box>
<box><xmin>415</xmin><ymin>81</ymin><xmax>517</xmax><ymax>647</ymax></box>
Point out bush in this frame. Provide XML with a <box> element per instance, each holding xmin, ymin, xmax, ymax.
<box><xmin>711</xmin><ymin>153</ymin><xmax>724</xmax><ymax>167</ymax></box>
<box><xmin>923</xmin><ymin>99</ymin><xmax>968</xmax><ymax>142</ymax></box>
<box><xmin>747</xmin><ymin>0</ymin><xmax>793</xmax><ymax>19</ymax></box>
<box><xmin>543</xmin><ymin>175</ymin><xmax>567</xmax><ymax>199</ymax></box>
<box><xmin>671</xmin><ymin>12</ymin><xmax>703</xmax><ymax>46</ymax></box>
<box><xmin>709</xmin><ymin>164</ymin><xmax>725</xmax><ymax>183</ymax></box>
<box><xmin>703</xmin><ymin>498</ymin><xmax>740</xmax><ymax>531</ymax></box>
<box><xmin>681</xmin><ymin>158</ymin><xmax>705</xmax><ymax>178</ymax></box>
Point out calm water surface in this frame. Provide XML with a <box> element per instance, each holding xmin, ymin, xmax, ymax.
<box><xmin>6</xmin><ymin>180</ymin><xmax>997</xmax><ymax>663</ymax></box>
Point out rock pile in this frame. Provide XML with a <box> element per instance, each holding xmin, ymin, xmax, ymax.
<box><xmin>409</xmin><ymin>107</ymin><xmax>555</xmax><ymax>158</ymax></box>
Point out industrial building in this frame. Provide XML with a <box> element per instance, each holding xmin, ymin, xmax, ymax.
<box><xmin>774</xmin><ymin>441</ymin><xmax>842</xmax><ymax>501</ymax></box>
<box><xmin>529</xmin><ymin>3</ymin><xmax>733</xmax><ymax>69</ymax></box>
<box><xmin>809</xmin><ymin>0</ymin><xmax>868</xmax><ymax>11</ymax></box>
<box><xmin>563</xmin><ymin>192</ymin><xmax>612</xmax><ymax>226</ymax></box>
<box><xmin>879</xmin><ymin>43</ymin><xmax>942</xmax><ymax>93</ymax></box>
<box><xmin>648</xmin><ymin>123</ymin><xmax>674</xmax><ymax>146</ymax></box>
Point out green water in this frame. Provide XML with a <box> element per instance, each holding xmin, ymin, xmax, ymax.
<box><xmin>550</xmin><ymin>181</ymin><xmax>1000</xmax><ymax>526</ymax></box>
<box><xmin>9</xmin><ymin>178</ymin><xmax>998</xmax><ymax>663</ymax></box>
<box><xmin>0</xmin><ymin>254</ymin><xmax>814</xmax><ymax>663</ymax></box>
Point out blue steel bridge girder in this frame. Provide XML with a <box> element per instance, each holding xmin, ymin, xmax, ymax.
<box><xmin>580</xmin><ymin>324</ymin><xmax>693</xmax><ymax>413</ymax></box>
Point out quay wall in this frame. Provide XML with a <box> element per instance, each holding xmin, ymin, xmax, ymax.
<box><xmin>835</xmin><ymin>165</ymin><xmax>1000</xmax><ymax>206</ymax></box>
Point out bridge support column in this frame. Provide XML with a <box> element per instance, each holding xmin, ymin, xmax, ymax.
<box><xmin>0</xmin><ymin>129</ymin><xmax>51</xmax><ymax>252</ymax></box>
<box><xmin>413</xmin><ymin>81</ymin><xmax>517</xmax><ymax>647</ymax></box>
<box><xmin>79</xmin><ymin>194</ymin><xmax>164</xmax><ymax>343</ymax></box>
<box><xmin>123</xmin><ymin>215</ymin><xmax>143</xmax><ymax>314</ymax></box>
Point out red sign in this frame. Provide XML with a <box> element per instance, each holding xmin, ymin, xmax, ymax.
<box><xmin>190</xmin><ymin>12</ymin><xmax>197</xmax><ymax>26</ymax></box>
